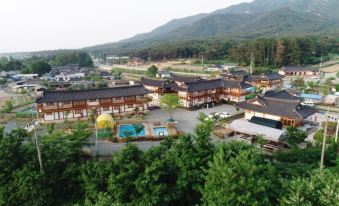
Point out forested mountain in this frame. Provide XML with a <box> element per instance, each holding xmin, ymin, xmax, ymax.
<box><xmin>214</xmin><ymin>0</ymin><xmax>339</xmax><ymax>19</ymax></box>
<box><xmin>84</xmin><ymin>0</ymin><xmax>339</xmax><ymax>55</ymax></box>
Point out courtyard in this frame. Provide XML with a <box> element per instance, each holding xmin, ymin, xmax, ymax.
<box><xmin>89</xmin><ymin>104</ymin><xmax>238</xmax><ymax>155</ymax></box>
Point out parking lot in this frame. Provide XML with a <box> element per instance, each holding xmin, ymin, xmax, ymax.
<box><xmin>90</xmin><ymin>104</ymin><xmax>238</xmax><ymax>155</ymax></box>
<box><xmin>146</xmin><ymin>104</ymin><xmax>238</xmax><ymax>134</ymax></box>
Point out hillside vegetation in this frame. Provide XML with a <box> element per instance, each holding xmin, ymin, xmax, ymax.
<box><xmin>84</xmin><ymin>0</ymin><xmax>339</xmax><ymax>55</ymax></box>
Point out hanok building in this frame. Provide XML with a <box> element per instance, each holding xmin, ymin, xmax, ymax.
<box><xmin>36</xmin><ymin>85</ymin><xmax>150</xmax><ymax>123</ymax></box>
<box><xmin>236</xmin><ymin>90</ymin><xmax>316</xmax><ymax>127</ymax></box>
<box><xmin>222</xmin><ymin>70</ymin><xmax>251</xmax><ymax>81</ymax></box>
<box><xmin>251</xmin><ymin>72</ymin><xmax>285</xmax><ymax>90</ymax></box>
<box><xmin>171</xmin><ymin>75</ymin><xmax>202</xmax><ymax>86</ymax></box>
<box><xmin>140</xmin><ymin>77</ymin><xmax>175</xmax><ymax>100</ymax></box>
<box><xmin>173</xmin><ymin>79</ymin><xmax>251</xmax><ymax>108</ymax></box>
<box><xmin>279</xmin><ymin>66</ymin><xmax>320</xmax><ymax>76</ymax></box>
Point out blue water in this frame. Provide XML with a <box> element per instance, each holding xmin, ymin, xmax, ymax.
<box><xmin>119</xmin><ymin>124</ymin><xmax>145</xmax><ymax>138</ymax></box>
<box><xmin>153</xmin><ymin>127</ymin><xmax>169</xmax><ymax>137</ymax></box>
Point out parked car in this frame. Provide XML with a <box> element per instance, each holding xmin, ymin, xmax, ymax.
<box><xmin>219</xmin><ymin>112</ymin><xmax>231</xmax><ymax>118</ymax></box>
<box><xmin>208</xmin><ymin>112</ymin><xmax>231</xmax><ymax>120</ymax></box>
<box><xmin>301</xmin><ymin>100</ymin><xmax>315</xmax><ymax>107</ymax></box>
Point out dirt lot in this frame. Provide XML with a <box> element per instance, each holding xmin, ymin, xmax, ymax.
<box><xmin>0</xmin><ymin>89</ymin><xmax>30</xmax><ymax>108</ymax></box>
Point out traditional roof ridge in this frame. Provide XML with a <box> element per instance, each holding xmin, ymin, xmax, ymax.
<box><xmin>43</xmin><ymin>84</ymin><xmax>143</xmax><ymax>94</ymax></box>
<box><xmin>281</xmin><ymin>65</ymin><xmax>319</xmax><ymax>71</ymax></box>
<box><xmin>36</xmin><ymin>85</ymin><xmax>150</xmax><ymax>103</ymax></box>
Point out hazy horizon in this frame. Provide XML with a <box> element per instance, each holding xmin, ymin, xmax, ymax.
<box><xmin>0</xmin><ymin>0</ymin><xmax>252</xmax><ymax>53</ymax></box>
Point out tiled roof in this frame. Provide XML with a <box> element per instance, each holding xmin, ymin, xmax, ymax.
<box><xmin>173</xmin><ymin>79</ymin><xmax>222</xmax><ymax>92</ymax></box>
<box><xmin>264</xmin><ymin>90</ymin><xmax>301</xmax><ymax>101</ymax></box>
<box><xmin>171</xmin><ymin>75</ymin><xmax>201</xmax><ymax>83</ymax></box>
<box><xmin>36</xmin><ymin>85</ymin><xmax>150</xmax><ymax>103</ymax></box>
<box><xmin>252</xmin><ymin>72</ymin><xmax>285</xmax><ymax>81</ymax></box>
<box><xmin>230</xmin><ymin>70</ymin><xmax>250</xmax><ymax>77</ymax></box>
<box><xmin>140</xmin><ymin>77</ymin><xmax>171</xmax><ymax>88</ymax></box>
<box><xmin>172</xmin><ymin>79</ymin><xmax>251</xmax><ymax>92</ymax></box>
<box><xmin>236</xmin><ymin>91</ymin><xmax>316</xmax><ymax>119</ymax></box>
<box><xmin>223</xmin><ymin>79</ymin><xmax>252</xmax><ymax>89</ymax></box>
<box><xmin>281</xmin><ymin>66</ymin><xmax>319</xmax><ymax>72</ymax></box>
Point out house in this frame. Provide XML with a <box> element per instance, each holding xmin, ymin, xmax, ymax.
<box><xmin>323</xmin><ymin>95</ymin><xmax>339</xmax><ymax>106</ymax></box>
<box><xmin>8</xmin><ymin>80</ymin><xmax>44</xmax><ymax>94</ymax></box>
<box><xmin>228</xmin><ymin>118</ymin><xmax>286</xmax><ymax>149</ymax></box>
<box><xmin>140</xmin><ymin>77</ymin><xmax>175</xmax><ymax>100</ymax></box>
<box><xmin>156</xmin><ymin>71</ymin><xmax>173</xmax><ymax>79</ymax></box>
<box><xmin>236</xmin><ymin>90</ymin><xmax>317</xmax><ymax>127</ymax></box>
<box><xmin>279</xmin><ymin>66</ymin><xmax>320</xmax><ymax>76</ymax></box>
<box><xmin>171</xmin><ymin>74</ymin><xmax>202</xmax><ymax>86</ymax></box>
<box><xmin>299</xmin><ymin>93</ymin><xmax>323</xmax><ymax>104</ymax></box>
<box><xmin>54</xmin><ymin>72</ymin><xmax>85</xmax><ymax>82</ymax></box>
<box><xmin>36</xmin><ymin>85</ymin><xmax>150</xmax><ymax>123</ymax></box>
<box><xmin>13</xmin><ymin>73</ymin><xmax>39</xmax><ymax>80</ymax></box>
<box><xmin>172</xmin><ymin>79</ymin><xmax>251</xmax><ymax>108</ymax></box>
<box><xmin>100</xmin><ymin>71</ymin><xmax>115</xmax><ymax>80</ymax></box>
<box><xmin>251</xmin><ymin>72</ymin><xmax>285</xmax><ymax>90</ymax></box>
<box><xmin>222</xmin><ymin>70</ymin><xmax>251</xmax><ymax>81</ymax></box>
<box><xmin>307</xmin><ymin>112</ymin><xmax>339</xmax><ymax>124</ymax></box>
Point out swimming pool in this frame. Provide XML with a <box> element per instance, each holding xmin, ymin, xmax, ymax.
<box><xmin>153</xmin><ymin>127</ymin><xmax>169</xmax><ymax>137</ymax></box>
<box><xmin>119</xmin><ymin>124</ymin><xmax>145</xmax><ymax>138</ymax></box>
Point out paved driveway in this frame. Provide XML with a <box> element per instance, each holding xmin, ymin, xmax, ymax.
<box><xmin>90</xmin><ymin>104</ymin><xmax>238</xmax><ymax>155</ymax></box>
<box><xmin>146</xmin><ymin>104</ymin><xmax>237</xmax><ymax>134</ymax></box>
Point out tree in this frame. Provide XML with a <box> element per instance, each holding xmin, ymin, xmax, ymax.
<box><xmin>111</xmin><ymin>68</ymin><xmax>122</xmax><ymax>79</ymax></box>
<box><xmin>47</xmin><ymin>123</ymin><xmax>55</xmax><ymax>134</ymax></box>
<box><xmin>203</xmin><ymin>146</ymin><xmax>278</xmax><ymax>205</ymax></box>
<box><xmin>147</xmin><ymin>65</ymin><xmax>158</xmax><ymax>77</ymax></box>
<box><xmin>29</xmin><ymin>61</ymin><xmax>51</xmax><ymax>76</ymax></box>
<box><xmin>285</xmin><ymin>126</ymin><xmax>307</xmax><ymax>146</ymax></box>
<box><xmin>275</xmin><ymin>39</ymin><xmax>285</xmax><ymax>67</ymax></box>
<box><xmin>132</xmin><ymin>123</ymin><xmax>144</xmax><ymax>138</ymax></box>
<box><xmin>292</xmin><ymin>78</ymin><xmax>305</xmax><ymax>89</ymax></box>
<box><xmin>279</xmin><ymin>170</ymin><xmax>339</xmax><ymax>206</ymax></box>
<box><xmin>255</xmin><ymin>134</ymin><xmax>269</xmax><ymax>149</ymax></box>
<box><xmin>1</xmin><ymin>99</ymin><xmax>13</xmax><ymax>113</ymax></box>
<box><xmin>160</xmin><ymin>94</ymin><xmax>180</xmax><ymax>121</ymax></box>
<box><xmin>107</xmin><ymin>144</ymin><xmax>144</xmax><ymax>203</ymax></box>
<box><xmin>135</xmin><ymin>146</ymin><xmax>179</xmax><ymax>205</ymax></box>
<box><xmin>88</xmin><ymin>109</ymin><xmax>97</xmax><ymax>126</ymax></box>
<box><xmin>80</xmin><ymin>161</ymin><xmax>110</xmax><ymax>202</ymax></box>
<box><xmin>63</xmin><ymin>111</ymin><xmax>70</xmax><ymax>129</ymax></box>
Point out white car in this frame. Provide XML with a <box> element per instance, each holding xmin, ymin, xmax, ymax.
<box><xmin>310</xmin><ymin>76</ymin><xmax>319</xmax><ymax>80</ymax></box>
<box><xmin>208</xmin><ymin>112</ymin><xmax>231</xmax><ymax>119</ymax></box>
<box><xmin>219</xmin><ymin>112</ymin><xmax>231</xmax><ymax>118</ymax></box>
<box><xmin>301</xmin><ymin>100</ymin><xmax>315</xmax><ymax>107</ymax></box>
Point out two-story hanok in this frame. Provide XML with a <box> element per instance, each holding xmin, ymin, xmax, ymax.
<box><xmin>140</xmin><ymin>77</ymin><xmax>175</xmax><ymax>100</ymax></box>
<box><xmin>222</xmin><ymin>80</ymin><xmax>252</xmax><ymax>102</ymax></box>
<box><xmin>251</xmin><ymin>72</ymin><xmax>285</xmax><ymax>90</ymax></box>
<box><xmin>173</xmin><ymin>79</ymin><xmax>251</xmax><ymax>108</ymax></box>
<box><xmin>279</xmin><ymin>66</ymin><xmax>320</xmax><ymax>76</ymax></box>
<box><xmin>236</xmin><ymin>90</ymin><xmax>316</xmax><ymax>127</ymax></box>
<box><xmin>36</xmin><ymin>85</ymin><xmax>150</xmax><ymax>123</ymax></box>
<box><xmin>171</xmin><ymin>75</ymin><xmax>202</xmax><ymax>86</ymax></box>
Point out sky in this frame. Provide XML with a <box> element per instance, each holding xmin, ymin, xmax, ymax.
<box><xmin>0</xmin><ymin>0</ymin><xmax>252</xmax><ymax>53</ymax></box>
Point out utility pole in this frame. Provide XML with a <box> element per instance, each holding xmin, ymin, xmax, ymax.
<box><xmin>201</xmin><ymin>53</ymin><xmax>204</xmax><ymax>73</ymax></box>
<box><xmin>250</xmin><ymin>53</ymin><xmax>254</xmax><ymax>75</ymax></box>
<box><xmin>320</xmin><ymin>107</ymin><xmax>329</xmax><ymax>170</ymax></box>
<box><xmin>32</xmin><ymin>105</ymin><xmax>43</xmax><ymax>173</ymax></box>
<box><xmin>319</xmin><ymin>53</ymin><xmax>323</xmax><ymax>79</ymax></box>
<box><xmin>335</xmin><ymin>118</ymin><xmax>339</xmax><ymax>143</ymax></box>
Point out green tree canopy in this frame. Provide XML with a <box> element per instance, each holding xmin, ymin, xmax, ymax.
<box><xmin>285</xmin><ymin>126</ymin><xmax>307</xmax><ymax>146</ymax></box>
<box><xmin>147</xmin><ymin>65</ymin><xmax>158</xmax><ymax>77</ymax></box>
<box><xmin>160</xmin><ymin>94</ymin><xmax>180</xmax><ymax>121</ymax></box>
